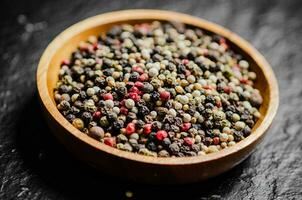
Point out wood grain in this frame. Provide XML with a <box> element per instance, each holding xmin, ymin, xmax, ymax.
<box><xmin>36</xmin><ymin>10</ymin><xmax>278</xmax><ymax>183</ymax></box>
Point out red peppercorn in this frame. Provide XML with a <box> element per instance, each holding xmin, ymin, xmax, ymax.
<box><xmin>182</xmin><ymin>59</ymin><xmax>189</xmax><ymax>65</ymax></box>
<box><xmin>232</xmin><ymin>65</ymin><xmax>240</xmax><ymax>72</ymax></box>
<box><xmin>156</xmin><ymin>130</ymin><xmax>168</xmax><ymax>141</ymax></box>
<box><xmin>104</xmin><ymin>137</ymin><xmax>116</xmax><ymax>147</ymax></box>
<box><xmin>216</xmin><ymin>101</ymin><xmax>222</xmax><ymax>108</ymax></box>
<box><xmin>240</xmin><ymin>77</ymin><xmax>248</xmax><ymax>84</ymax></box>
<box><xmin>128</xmin><ymin>92</ymin><xmax>141</xmax><ymax>102</ymax></box>
<box><xmin>129</xmin><ymin>86</ymin><xmax>141</xmax><ymax>94</ymax></box>
<box><xmin>93</xmin><ymin>43</ymin><xmax>99</xmax><ymax>50</ymax></box>
<box><xmin>126</xmin><ymin>123</ymin><xmax>136</xmax><ymax>135</ymax></box>
<box><xmin>135</xmin><ymin>23</ymin><xmax>150</xmax><ymax>35</ymax></box>
<box><xmin>181</xmin><ymin>123</ymin><xmax>191</xmax><ymax>132</ymax></box>
<box><xmin>79</xmin><ymin>44</ymin><xmax>89</xmax><ymax>51</ymax></box>
<box><xmin>95</xmin><ymin>58</ymin><xmax>103</xmax><ymax>65</ymax></box>
<box><xmin>120</xmin><ymin>106</ymin><xmax>128</xmax><ymax>115</ymax></box>
<box><xmin>160</xmin><ymin>91</ymin><xmax>170</xmax><ymax>101</ymax></box>
<box><xmin>203</xmin><ymin>85</ymin><xmax>212</xmax><ymax>90</ymax></box>
<box><xmin>143</xmin><ymin>124</ymin><xmax>152</xmax><ymax>135</ymax></box>
<box><xmin>219</xmin><ymin>37</ymin><xmax>226</xmax><ymax>44</ymax></box>
<box><xmin>134</xmin><ymin>81</ymin><xmax>144</xmax><ymax>89</ymax></box>
<box><xmin>221</xmin><ymin>43</ymin><xmax>228</xmax><ymax>50</ymax></box>
<box><xmin>61</xmin><ymin>59</ymin><xmax>70</xmax><ymax>66</ymax></box>
<box><xmin>183</xmin><ymin>137</ymin><xmax>194</xmax><ymax>146</ymax></box>
<box><xmin>223</xmin><ymin>86</ymin><xmax>232</xmax><ymax>94</ymax></box>
<box><xmin>103</xmin><ymin>93</ymin><xmax>113</xmax><ymax>100</ymax></box>
<box><xmin>120</xmin><ymin>99</ymin><xmax>126</xmax><ymax>106</ymax></box>
<box><xmin>213</xmin><ymin>137</ymin><xmax>220</xmax><ymax>145</ymax></box>
<box><xmin>201</xmin><ymin>48</ymin><xmax>209</xmax><ymax>56</ymax></box>
<box><xmin>92</xmin><ymin>111</ymin><xmax>102</xmax><ymax>120</ymax></box>
<box><xmin>185</xmin><ymin>70</ymin><xmax>191</xmax><ymax>76</ymax></box>
<box><xmin>139</xmin><ymin>73</ymin><xmax>148</xmax><ymax>82</ymax></box>
<box><xmin>132</xmin><ymin>66</ymin><xmax>144</xmax><ymax>74</ymax></box>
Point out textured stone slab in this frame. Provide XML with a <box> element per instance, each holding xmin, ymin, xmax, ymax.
<box><xmin>0</xmin><ymin>0</ymin><xmax>301</xmax><ymax>199</ymax></box>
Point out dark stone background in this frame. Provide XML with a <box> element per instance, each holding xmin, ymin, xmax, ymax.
<box><xmin>0</xmin><ymin>0</ymin><xmax>301</xmax><ymax>199</ymax></box>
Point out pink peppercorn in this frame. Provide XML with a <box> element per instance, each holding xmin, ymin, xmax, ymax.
<box><xmin>104</xmin><ymin>137</ymin><xmax>116</xmax><ymax>147</ymax></box>
<box><xmin>219</xmin><ymin>37</ymin><xmax>226</xmax><ymax>44</ymax></box>
<box><xmin>216</xmin><ymin>101</ymin><xmax>222</xmax><ymax>108</ymax></box>
<box><xmin>129</xmin><ymin>86</ymin><xmax>141</xmax><ymax>94</ymax></box>
<box><xmin>183</xmin><ymin>137</ymin><xmax>194</xmax><ymax>146</ymax></box>
<box><xmin>213</xmin><ymin>137</ymin><xmax>220</xmax><ymax>145</ymax></box>
<box><xmin>134</xmin><ymin>81</ymin><xmax>144</xmax><ymax>89</ymax></box>
<box><xmin>160</xmin><ymin>91</ymin><xmax>171</xmax><ymax>101</ymax></box>
<box><xmin>103</xmin><ymin>93</ymin><xmax>113</xmax><ymax>100</ymax></box>
<box><xmin>156</xmin><ymin>130</ymin><xmax>168</xmax><ymax>141</ymax></box>
<box><xmin>139</xmin><ymin>73</ymin><xmax>148</xmax><ymax>82</ymax></box>
<box><xmin>95</xmin><ymin>58</ymin><xmax>103</xmax><ymax>65</ymax></box>
<box><xmin>120</xmin><ymin>99</ymin><xmax>126</xmax><ymax>106</ymax></box>
<box><xmin>240</xmin><ymin>77</ymin><xmax>248</xmax><ymax>84</ymax></box>
<box><xmin>182</xmin><ymin>59</ymin><xmax>189</xmax><ymax>65</ymax></box>
<box><xmin>120</xmin><ymin>106</ymin><xmax>128</xmax><ymax>115</ymax></box>
<box><xmin>185</xmin><ymin>70</ymin><xmax>191</xmax><ymax>76</ymax></box>
<box><xmin>128</xmin><ymin>92</ymin><xmax>141</xmax><ymax>102</ymax></box>
<box><xmin>135</xmin><ymin>23</ymin><xmax>150</xmax><ymax>35</ymax></box>
<box><xmin>181</xmin><ymin>123</ymin><xmax>191</xmax><ymax>132</ymax></box>
<box><xmin>126</xmin><ymin>123</ymin><xmax>136</xmax><ymax>135</ymax></box>
<box><xmin>132</xmin><ymin>66</ymin><xmax>144</xmax><ymax>74</ymax></box>
<box><xmin>203</xmin><ymin>85</ymin><xmax>213</xmax><ymax>90</ymax></box>
<box><xmin>143</xmin><ymin>124</ymin><xmax>152</xmax><ymax>135</ymax></box>
<box><xmin>223</xmin><ymin>86</ymin><xmax>232</xmax><ymax>94</ymax></box>
<box><xmin>92</xmin><ymin>111</ymin><xmax>102</xmax><ymax>120</ymax></box>
<box><xmin>61</xmin><ymin>59</ymin><xmax>70</xmax><ymax>66</ymax></box>
<box><xmin>93</xmin><ymin>43</ymin><xmax>99</xmax><ymax>50</ymax></box>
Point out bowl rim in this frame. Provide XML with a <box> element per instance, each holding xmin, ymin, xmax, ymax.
<box><xmin>36</xmin><ymin>9</ymin><xmax>279</xmax><ymax>165</ymax></box>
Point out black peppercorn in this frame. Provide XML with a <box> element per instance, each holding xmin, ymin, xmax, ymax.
<box><xmin>107</xmin><ymin>112</ymin><xmax>117</xmax><ymax>122</ymax></box>
<box><xmin>129</xmin><ymin>72</ymin><xmax>139</xmax><ymax>82</ymax></box>
<box><xmin>59</xmin><ymin>85</ymin><xmax>71</xmax><ymax>94</ymax></box>
<box><xmin>142</xmin><ymin>83</ymin><xmax>154</xmax><ymax>93</ymax></box>
<box><xmin>103</xmin><ymin>68</ymin><xmax>113</xmax><ymax>76</ymax></box>
<box><xmin>233</xmin><ymin>131</ymin><xmax>244</xmax><ymax>142</ymax></box>
<box><xmin>136</xmin><ymin>120</ymin><xmax>145</xmax><ymax>129</ymax></box>
<box><xmin>107</xmin><ymin>26</ymin><xmax>122</xmax><ymax>38</ymax></box>
<box><xmin>126</xmin><ymin>112</ymin><xmax>137</xmax><ymax>122</ymax></box>
<box><xmin>112</xmin><ymin>120</ymin><xmax>124</xmax><ymax>132</ymax></box>
<box><xmin>152</xmin><ymin>121</ymin><xmax>162</xmax><ymax>131</ymax></box>
<box><xmin>147</xmin><ymin>142</ymin><xmax>157</xmax><ymax>151</ymax></box>
<box><xmin>225</xmin><ymin>111</ymin><xmax>233</xmax><ymax>119</ymax></box>
<box><xmin>177</xmin><ymin>63</ymin><xmax>186</xmax><ymax>74</ymax></box>
<box><xmin>66</xmin><ymin>114</ymin><xmax>76</xmax><ymax>122</ymax></box>
<box><xmin>79</xmin><ymin>91</ymin><xmax>87</xmax><ymax>99</ymax></box>
<box><xmin>150</xmin><ymin>91</ymin><xmax>160</xmax><ymax>101</ymax></box>
<box><xmin>242</xmin><ymin>126</ymin><xmax>251</xmax><ymax>137</ymax></box>
<box><xmin>162</xmin><ymin>138</ymin><xmax>171</xmax><ymax>147</ymax></box>
<box><xmin>138</xmin><ymin>106</ymin><xmax>150</xmax><ymax>116</ymax></box>
<box><xmin>116</xmin><ymin>86</ymin><xmax>127</xmax><ymax>97</ymax></box>
<box><xmin>81</xmin><ymin>112</ymin><xmax>92</xmax><ymax>124</ymax></box>
<box><xmin>95</xmin><ymin>77</ymin><xmax>106</xmax><ymax>87</ymax></box>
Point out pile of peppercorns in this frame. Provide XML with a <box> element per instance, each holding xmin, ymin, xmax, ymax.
<box><xmin>54</xmin><ymin>21</ymin><xmax>263</xmax><ymax>157</ymax></box>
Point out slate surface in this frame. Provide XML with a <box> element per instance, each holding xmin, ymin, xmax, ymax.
<box><xmin>0</xmin><ymin>0</ymin><xmax>302</xmax><ymax>199</ymax></box>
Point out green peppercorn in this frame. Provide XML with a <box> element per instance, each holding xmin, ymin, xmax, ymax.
<box><xmin>72</xmin><ymin>118</ymin><xmax>84</xmax><ymax>130</ymax></box>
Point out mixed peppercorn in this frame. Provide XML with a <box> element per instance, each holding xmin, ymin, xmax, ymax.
<box><xmin>54</xmin><ymin>21</ymin><xmax>263</xmax><ymax>157</ymax></box>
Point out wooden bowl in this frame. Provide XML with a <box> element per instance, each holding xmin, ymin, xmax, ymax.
<box><xmin>36</xmin><ymin>9</ymin><xmax>279</xmax><ymax>184</ymax></box>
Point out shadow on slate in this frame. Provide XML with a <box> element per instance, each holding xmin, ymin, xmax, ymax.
<box><xmin>15</xmin><ymin>94</ymin><xmax>248</xmax><ymax>199</ymax></box>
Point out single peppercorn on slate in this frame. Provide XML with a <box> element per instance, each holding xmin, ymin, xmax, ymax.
<box><xmin>54</xmin><ymin>21</ymin><xmax>263</xmax><ymax>157</ymax></box>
